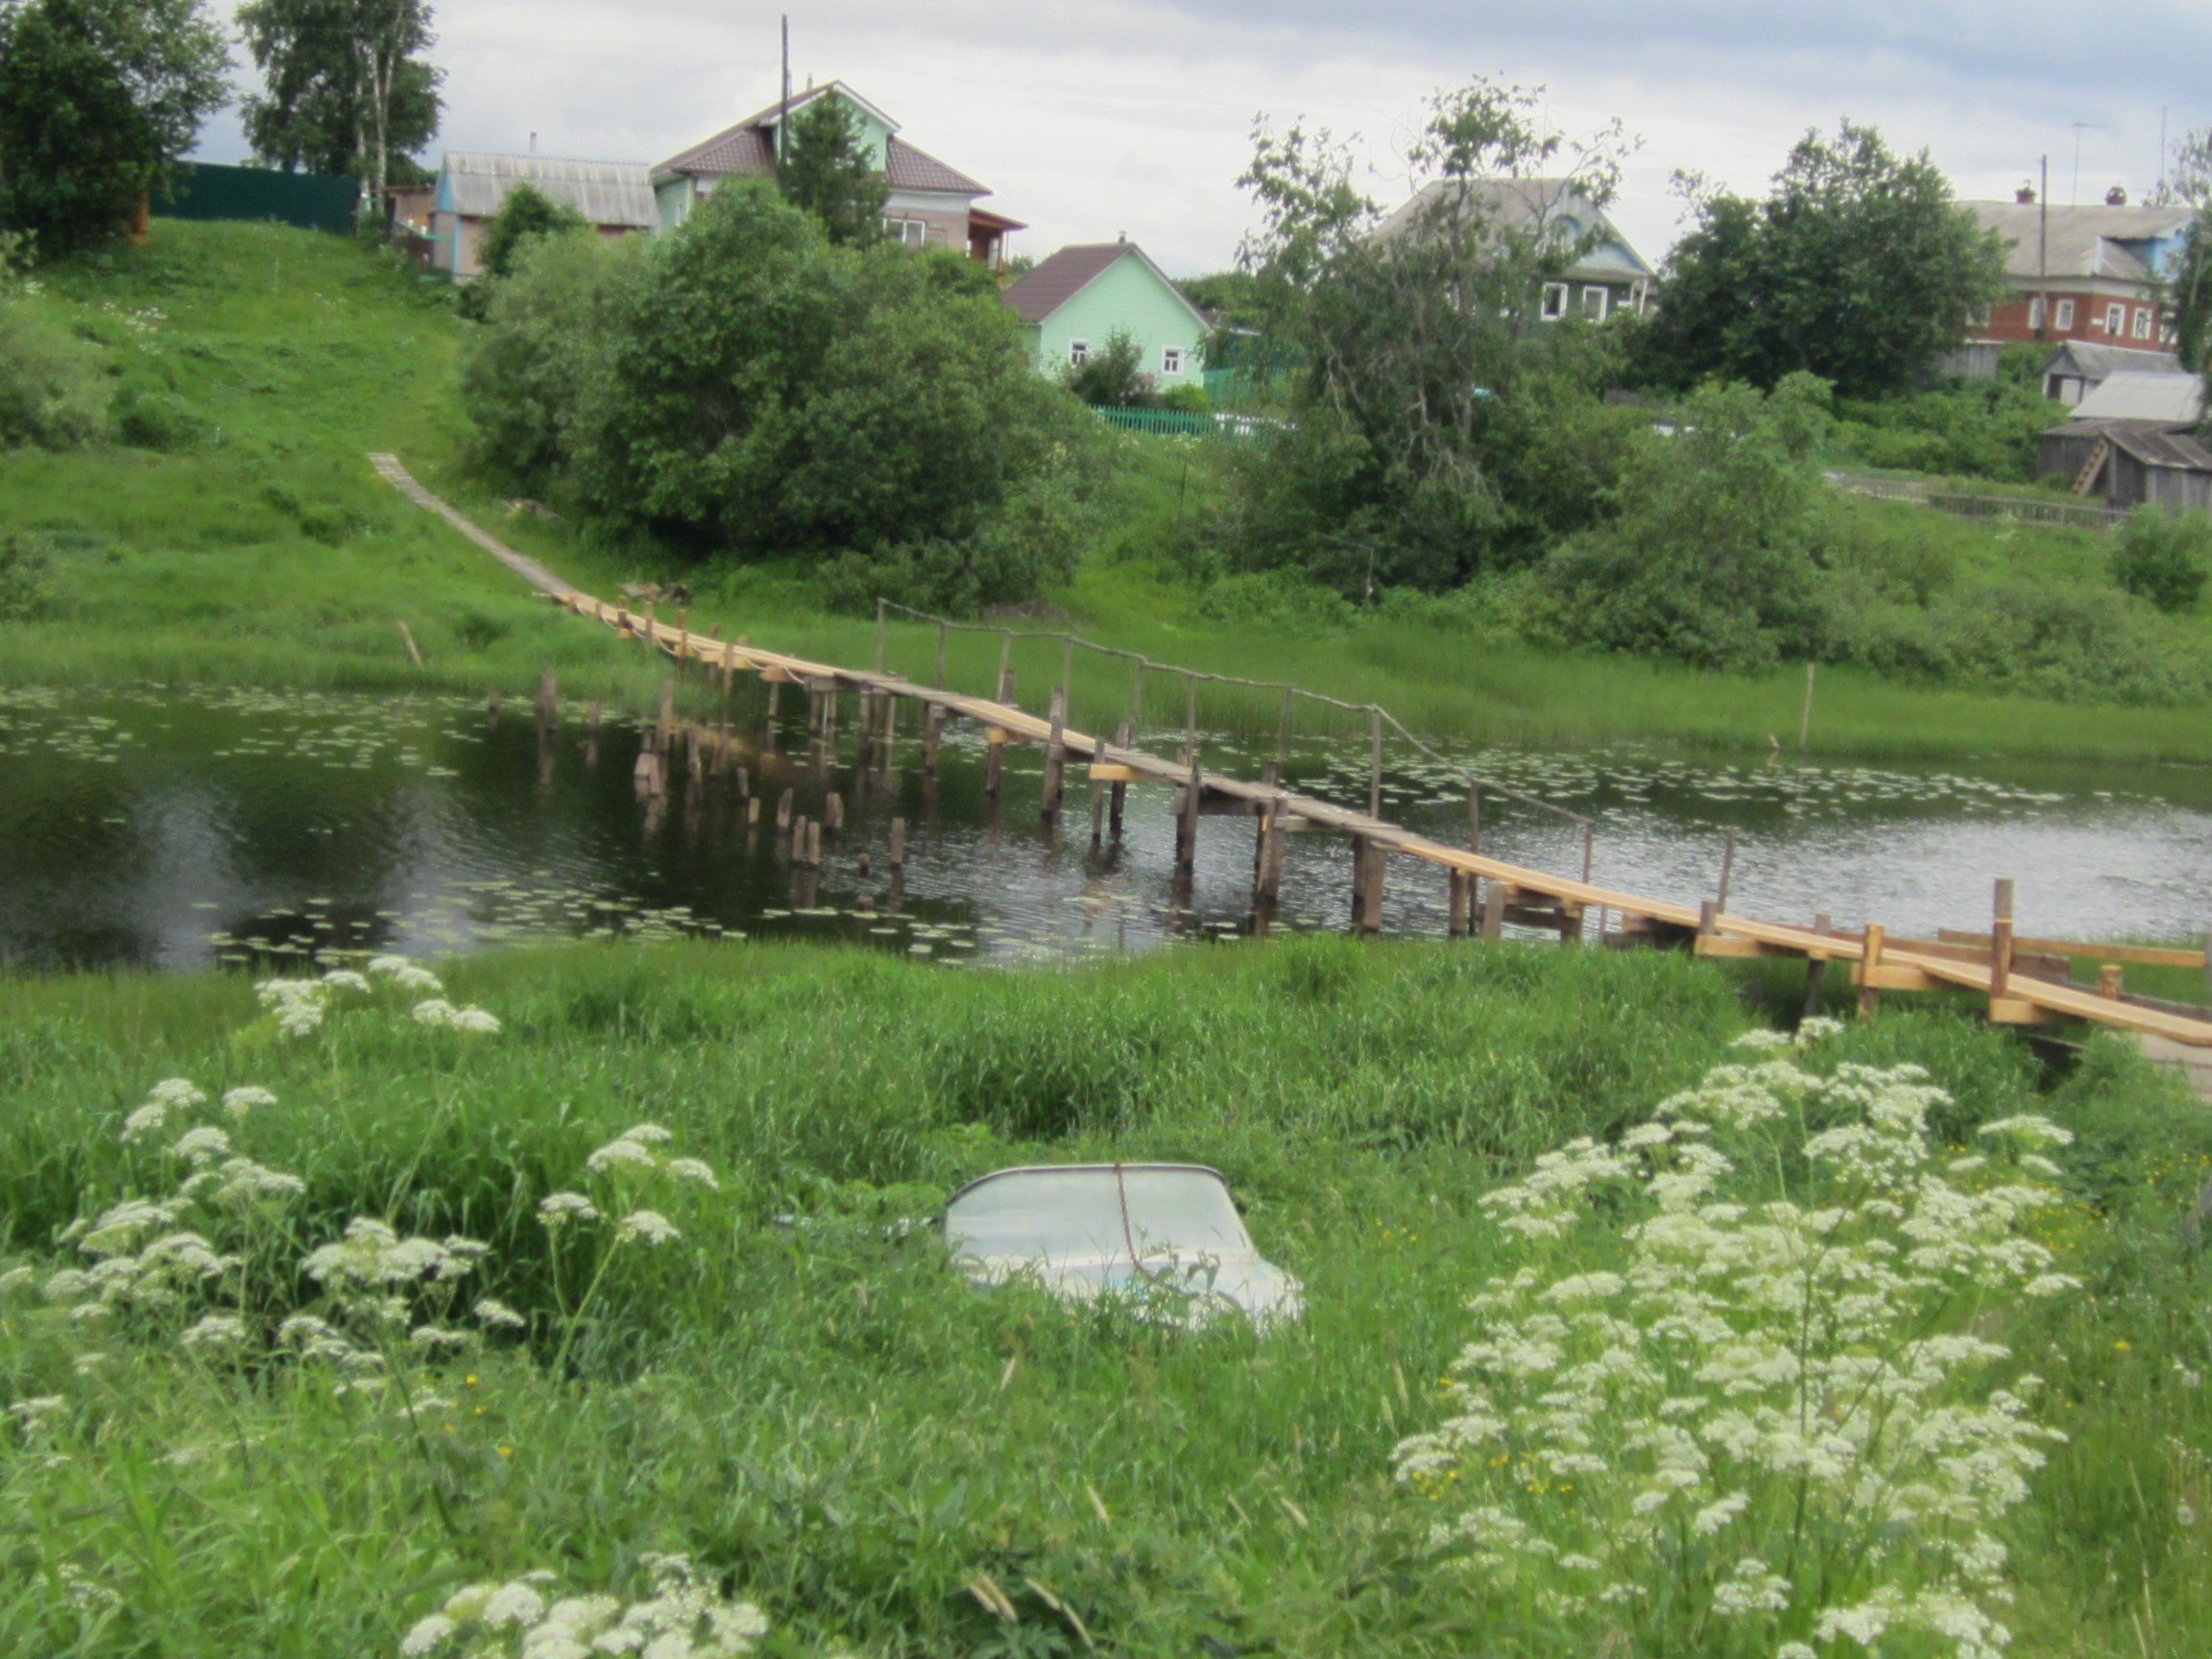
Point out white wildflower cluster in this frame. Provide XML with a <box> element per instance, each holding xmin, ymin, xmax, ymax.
<box><xmin>400</xmin><ymin>1555</ymin><xmax>768</xmax><ymax>1659</ymax></box>
<box><xmin>537</xmin><ymin>1124</ymin><xmax>720</xmax><ymax>1251</ymax></box>
<box><xmin>1730</xmin><ymin>1016</ymin><xmax>1844</xmax><ymax>1053</ymax></box>
<box><xmin>1394</xmin><ymin>1041</ymin><xmax>2078</xmax><ymax>1659</ymax></box>
<box><xmin>254</xmin><ymin>953</ymin><xmax>497</xmax><ymax>1041</ymax></box>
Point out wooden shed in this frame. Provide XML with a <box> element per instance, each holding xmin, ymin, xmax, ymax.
<box><xmin>2039</xmin><ymin>418</ymin><xmax>2212</xmax><ymax>513</ymax></box>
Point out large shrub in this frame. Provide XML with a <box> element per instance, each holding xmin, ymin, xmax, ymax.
<box><xmin>1541</xmin><ymin>373</ymin><xmax>1834</xmax><ymax>671</ymax></box>
<box><xmin>2110</xmin><ymin>506</ymin><xmax>2211</xmax><ymax>615</ymax></box>
<box><xmin>0</xmin><ymin>296</ymin><xmax>108</xmax><ymax>448</ymax></box>
<box><xmin>1829</xmin><ymin>376</ymin><xmax>2063</xmax><ymax>484</ymax></box>
<box><xmin>466</xmin><ymin>182</ymin><xmax>1094</xmax><ymax>607</ymax></box>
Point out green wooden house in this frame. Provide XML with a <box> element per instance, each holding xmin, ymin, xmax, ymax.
<box><xmin>1002</xmin><ymin>239</ymin><xmax>1213</xmax><ymax>386</ymax></box>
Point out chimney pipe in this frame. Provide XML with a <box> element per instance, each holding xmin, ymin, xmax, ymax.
<box><xmin>529</xmin><ymin>132</ymin><xmax>538</xmax><ymax>155</ymax></box>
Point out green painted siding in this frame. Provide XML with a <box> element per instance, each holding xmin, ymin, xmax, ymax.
<box><xmin>1032</xmin><ymin>252</ymin><xmax>1209</xmax><ymax>384</ymax></box>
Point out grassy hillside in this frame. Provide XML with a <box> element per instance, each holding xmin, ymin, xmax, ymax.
<box><xmin>3</xmin><ymin>220</ymin><xmax>2211</xmax><ymax>768</ymax></box>
<box><xmin>3</xmin><ymin>940</ymin><xmax>2209</xmax><ymax>1657</ymax></box>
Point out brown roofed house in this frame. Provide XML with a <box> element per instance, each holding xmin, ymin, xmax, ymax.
<box><xmin>652</xmin><ymin>82</ymin><xmax>1022</xmax><ymax>268</ymax></box>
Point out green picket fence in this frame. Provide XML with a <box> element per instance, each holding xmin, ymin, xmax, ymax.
<box><xmin>1090</xmin><ymin>406</ymin><xmax>1273</xmax><ymax>443</ymax></box>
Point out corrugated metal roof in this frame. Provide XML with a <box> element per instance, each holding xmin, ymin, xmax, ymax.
<box><xmin>2073</xmin><ymin>373</ymin><xmax>2206</xmax><ymax>423</ymax></box>
<box><xmin>1373</xmin><ymin>177</ymin><xmax>1656</xmax><ymax>279</ymax></box>
<box><xmin>1960</xmin><ymin>200</ymin><xmax>2192</xmax><ymax>284</ymax></box>
<box><xmin>2109</xmin><ymin>425</ymin><xmax>2212</xmax><ymax>470</ymax></box>
<box><xmin>442</xmin><ymin>153</ymin><xmax>656</xmax><ymax>228</ymax></box>
<box><xmin>2043</xmin><ymin>342</ymin><xmax>2183</xmax><ymax>380</ymax></box>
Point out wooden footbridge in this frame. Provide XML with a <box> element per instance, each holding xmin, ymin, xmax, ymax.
<box><xmin>373</xmin><ymin>455</ymin><xmax>2212</xmax><ymax>1051</ymax></box>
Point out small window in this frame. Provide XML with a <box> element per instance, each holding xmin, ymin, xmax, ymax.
<box><xmin>2131</xmin><ymin>306</ymin><xmax>2152</xmax><ymax>340</ymax></box>
<box><xmin>2054</xmin><ymin>299</ymin><xmax>2075</xmax><ymax>330</ymax></box>
<box><xmin>1161</xmin><ymin>347</ymin><xmax>1183</xmax><ymax>375</ymax></box>
<box><xmin>2102</xmin><ymin>302</ymin><xmax>2125</xmax><ymax>333</ymax></box>
<box><xmin>1580</xmin><ymin>285</ymin><xmax>1610</xmax><ymax>321</ymax></box>
<box><xmin>1540</xmin><ymin>282</ymin><xmax>1569</xmax><ymax>321</ymax></box>
<box><xmin>880</xmin><ymin>216</ymin><xmax>926</xmax><ymax>249</ymax></box>
<box><xmin>1068</xmin><ymin>339</ymin><xmax>1090</xmax><ymax>367</ymax></box>
<box><xmin>2027</xmin><ymin>297</ymin><xmax>2045</xmax><ymax>329</ymax></box>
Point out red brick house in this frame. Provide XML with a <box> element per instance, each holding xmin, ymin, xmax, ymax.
<box><xmin>1960</xmin><ymin>189</ymin><xmax>2194</xmax><ymax>353</ymax></box>
<box><xmin>651</xmin><ymin>83</ymin><xmax>1022</xmax><ymax>268</ymax></box>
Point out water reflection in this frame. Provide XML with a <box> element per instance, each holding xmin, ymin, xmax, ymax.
<box><xmin>0</xmin><ymin>684</ymin><xmax>2206</xmax><ymax>974</ymax></box>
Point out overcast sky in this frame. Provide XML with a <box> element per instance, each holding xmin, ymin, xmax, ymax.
<box><xmin>194</xmin><ymin>0</ymin><xmax>2210</xmax><ymax>276</ymax></box>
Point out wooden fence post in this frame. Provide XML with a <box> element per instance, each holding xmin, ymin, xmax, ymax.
<box><xmin>1802</xmin><ymin>912</ymin><xmax>1833</xmax><ymax>1020</ymax></box>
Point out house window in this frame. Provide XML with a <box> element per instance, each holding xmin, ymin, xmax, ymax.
<box><xmin>1068</xmin><ymin>339</ymin><xmax>1090</xmax><ymax>367</ymax></box>
<box><xmin>2131</xmin><ymin>306</ymin><xmax>2152</xmax><ymax>340</ymax></box>
<box><xmin>2054</xmin><ymin>299</ymin><xmax>2075</xmax><ymax>330</ymax></box>
<box><xmin>2102</xmin><ymin>302</ymin><xmax>2125</xmax><ymax>333</ymax></box>
<box><xmin>1540</xmin><ymin>282</ymin><xmax>1569</xmax><ymax>321</ymax></box>
<box><xmin>2027</xmin><ymin>297</ymin><xmax>2045</xmax><ymax>330</ymax></box>
<box><xmin>1629</xmin><ymin>279</ymin><xmax>1650</xmax><ymax>315</ymax></box>
<box><xmin>1580</xmin><ymin>285</ymin><xmax>1610</xmax><ymax>322</ymax></box>
<box><xmin>881</xmin><ymin>217</ymin><xmax>926</xmax><ymax>249</ymax></box>
<box><xmin>1161</xmin><ymin>347</ymin><xmax>1184</xmax><ymax>375</ymax></box>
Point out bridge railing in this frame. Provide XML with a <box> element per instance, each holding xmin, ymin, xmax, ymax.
<box><xmin>874</xmin><ymin>598</ymin><xmax>1596</xmax><ymax>882</ymax></box>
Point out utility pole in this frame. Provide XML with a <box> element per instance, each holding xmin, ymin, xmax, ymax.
<box><xmin>778</xmin><ymin>14</ymin><xmax>791</xmax><ymax>164</ymax></box>
<box><xmin>2038</xmin><ymin>155</ymin><xmax>2049</xmax><ymax>342</ymax></box>
<box><xmin>2158</xmin><ymin>107</ymin><xmax>2171</xmax><ymax>201</ymax></box>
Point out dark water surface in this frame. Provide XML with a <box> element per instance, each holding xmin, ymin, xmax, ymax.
<box><xmin>2</xmin><ymin>685</ymin><xmax>2207</xmax><ymax>973</ymax></box>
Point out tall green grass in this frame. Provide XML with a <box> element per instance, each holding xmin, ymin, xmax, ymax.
<box><xmin>3</xmin><ymin>940</ymin><xmax>2207</xmax><ymax>1656</ymax></box>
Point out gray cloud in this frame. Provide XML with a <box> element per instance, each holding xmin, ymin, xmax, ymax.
<box><xmin>193</xmin><ymin>0</ymin><xmax>2208</xmax><ymax>276</ymax></box>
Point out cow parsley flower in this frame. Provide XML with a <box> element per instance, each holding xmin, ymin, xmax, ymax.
<box><xmin>616</xmin><ymin>1210</ymin><xmax>680</xmax><ymax>1247</ymax></box>
<box><xmin>222</xmin><ymin>1086</ymin><xmax>277</xmax><ymax>1119</ymax></box>
<box><xmin>538</xmin><ymin>1191</ymin><xmax>600</xmax><ymax>1228</ymax></box>
<box><xmin>171</xmin><ymin>1125</ymin><xmax>232</xmax><ymax>1167</ymax></box>
<box><xmin>587</xmin><ymin>1137</ymin><xmax>657</xmax><ymax>1174</ymax></box>
<box><xmin>474</xmin><ymin>1297</ymin><xmax>526</xmax><ymax>1330</ymax></box>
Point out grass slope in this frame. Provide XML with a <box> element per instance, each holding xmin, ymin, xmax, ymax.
<box><xmin>2</xmin><ymin>940</ymin><xmax>2207</xmax><ymax>1656</ymax></box>
<box><xmin>0</xmin><ymin>221</ymin><xmax>2207</xmax><ymax>768</ymax></box>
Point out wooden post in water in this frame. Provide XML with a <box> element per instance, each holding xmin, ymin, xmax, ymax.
<box><xmin>1183</xmin><ymin>674</ymin><xmax>1197</xmax><ymax>769</ymax></box>
<box><xmin>875</xmin><ymin>600</ymin><xmax>887</xmax><ymax>674</ymax></box>
<box><xmin>1716</xmin><ymin>830</ymin><xmax>1738</xmax><ymax>917</ymax></box>
<box><xmin>824</xmin><ymin>792</ymin><xmax>844</xmax><ymax>836</ymax></box>
<box><xmin>1468</xmin><ymin>783</ymin><xmax>1481</xmax><ymax>857</ymax></box>
<box><xmin>775</xmin><ymin>788</ymin><xmax>793</xmax><ymax>835</ymax></box>
<box><xmin>984</xmin><ymin>661</ymin><xmax>1016</xmax><ymax>797</ymax></box>
<box><xmin>1858</xmin><ymin>923</ymin><xmax>1887</xmax><ymax>1019</ymax></box>
<box><xmin>536</xmin><ymin>668</ymin><xmax>558</xmax><ymax>728</ymax></box>
<box><xmin>1108</xmin><ymin>720</ymin><xmax>1130</xmax><ymax>837</ymax></box>
<box><xmin>1799</xmin><ymin>661</ymin><xmax>1816</xmax><ymax>750</ymax></box>
<box><xmin>1177</xmin><ymin>754</ymin><xmax>1201</xmax><ymax>878</ymax></box>
<box><xmin>657</xmin><ymin>678</ymin><xmax>676</xmax><ymax>756</ymax></box>
<box><xmin>486</xmin><ymin>688</ymin><xmax>501</xmax><ymax>729</ymax></box>
<box><xmin>1448</xmin><ymin>870</ymin><xmax>1473</xmax><ymax>938</ymax></box>
<box><xmin>1802</xmin><ymin>912</ymin><xmax>1833</xmax><ymax>1019</ymax></box>
<box><xmin>1368</xmin><ymin>707</ymin><xmax>1383</xmax><ymax>821</ymax></box>
<box><xmin>1043</xmin><ymin>685</ymin><xmax>1068</xmax><ymax>819</ymax></box>
<box><xmin>1349</xmin><ymin>833</ymin><xmax>1368</xmax><ymax>926</ymax></box>
<box><xmin>1989</xmin><ymin>879</ymin><xmax>2016</xmax><ymax>1012</ymax></box>
<box><xmin>922</xmin><ymin>704</ymin><xmax>943</xmax><ymax>780</ymax></box>
<box><xmin>1479</xmin><ymin>878</ymin><xmax>1506</xmax><ymax>942</ymax></box>
<box><xmin>745</xmin><ymin>796</ymin><xmax>761</xmax><ymax>827</ymax></box>
<box><xmin>888</xmin><ymin>817</ymin><xmax>907</xmax><ymax>868</ymax></box>
<box><xmin>805</xmin><ymin>818</ymin><xmax>823</xmax><ymax>868</ymax></box>
<box><xmin>1275</xmin><ymin>685</ymin><xmax>1294</xmax><ymax>773</ymax></box>
<box><xmin>1129</xmin><ymin>660</ymin><xmax>1144</xmax><ymax>738</ymax></box>
<box><xmin>675</xmin><ymin>609</ymin><xmax>687</xmax><ymax>662</ymax></box>
<box><xmin>1358</xmin><ymin>842</ymin><xmax>1385</xmax><ymax>935</ymax></box>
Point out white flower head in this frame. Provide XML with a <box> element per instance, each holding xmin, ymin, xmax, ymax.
<box><xmin>222</xmin><ymin>1086</ymin><xmax>277</xmax><ymax>1119</ymax></box>
<box><xmin>538</xmin><ymin>1191</ymin><xmax>600</xmax><ymax>1228</ymax></box>
<box><xmin>617</xmin><ymin>1211</ymin><xmax>681</xmax><ymax>1247</ymax></box>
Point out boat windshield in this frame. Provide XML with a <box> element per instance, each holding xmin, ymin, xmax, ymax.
<box><xmin>947</xmin><ymin>1166</ymin><xmax>1251</xmax><ymax>1264</ymax></box>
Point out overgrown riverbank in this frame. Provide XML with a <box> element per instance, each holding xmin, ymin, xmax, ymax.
<box><xmin>2</xmin><ymin>939</ymin><xmax>2207</xmax><ymax>1656</ymax></box>
<box><xmin>5</xmin><ymin>221</ymin><xmax>2212</xmax><ymax>770</ymax></box>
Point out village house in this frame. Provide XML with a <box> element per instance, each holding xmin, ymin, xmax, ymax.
<box><xmin>1373</xmin><ymin>177</ymin><xmax>1659</xmax><ymax>322</ymax></box>
<box><xmin>428</xmin><ymin>152</ymin><xmax>656</xmax><ymax>280</ymax></box>
<box><xmin>1958</xmin><ymin>188</ymin><xmax>2194</xmax><ymax>357</ymax></box>
<box><xmin>2037</xmin><ymin>340</ymin><xmax>2187</xmax><ymax>407</ymax></box>
<box><xmin>650</xmin><ymin>82</ymin><xmax>1022</xmax><ymax>268</ymax></box>
<box><xmin>1002</xmin><ymin>239</ymin><xmax>1213</xmax><ymax>386</ymax></box>
<box><xmin>2038</xmin><ymin>372</ymin><xmax>2212</xmax><ymax>515</ymax></box>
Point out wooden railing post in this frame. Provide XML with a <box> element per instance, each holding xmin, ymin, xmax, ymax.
<box><xmin>1802</xmin><ymin>912</ymin><xmax>1833</xmax><ymax>1020</ymax></box>
<box><xmin>1716</xmin><ymin>830</ymin><xmax>1737</xmax><ymax>917</ymax></box>
<box><xmin>1368</xmin><ymin>707</ymin><xmax>1382</xmax><ymax>820</ymax></box>
<box><xmin>1859</xmin><ymin>923</ymin><xmax>1887</xmax><ymax>1019</ymax></box>
<box><xmin>875</xmin><ymin>599</ymin><xmax>886</xmax><ymax>673</ymax></box>
<box><xmin>1468</xmin><ymin>783</ymin><xmax>1481</xmax><ymax>856</ymax></box>
<box><xmin>1043</xmin><ymin>685</ymin><xmax>1068</xmax><ymax>819</ymax></box>
<box><xmin>934</xmin><ymin>621</ymin><xmax>948</xmax><ymax>690</ymax></box>
<box><xmin>1990</xmin><ymin>878</ymin><xmax>2016</xmax><ymax>1007</ymax></box>
<box><xmin>1183</xmin><ymin>674</ymin><xmax>1198</xmax><ymax>767</ymax></box>
<box><xmin>1109</xmin><ymin>720</ymin><xmax>1130</xmax><ymax>837</ymax></box>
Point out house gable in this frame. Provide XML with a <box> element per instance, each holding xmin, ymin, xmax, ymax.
<box><xmin>1006</xmin><ymin>243</ymin><xmax>1212</xmax><ymax>382</ymax></box>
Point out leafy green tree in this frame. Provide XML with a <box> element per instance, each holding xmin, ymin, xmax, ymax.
<box><xmin>235</xmin><ymin>0</ymin><xmax>437</xmax><ymax>204</ymax></box>
<box><xmin>464</xmin><ymin>181</ymin><xmax>1094</xmax><ymax>607</ymax></box>
<box><xmin>1064</xmin><ymin>327</ymin><xmax>1148</xmax><ymax>406</ymax></box>
<box><xmin>1544</xmin><ymin>373</ymin><xmax>1835</xmax><ymax>671</ymax></box>
<box><xmin>0</xmin><ymin>0</ymin><xmax>229</xmax><ymax>252</ymax></box>
<box><xmin>1230</xmin><ymin>77</ymin><xmax>1634</xmax><ymax>593</ymax></box>
<box><xmin>2163</xmin><ymin>129</ymin><xmax>2210</xmax><ymax>435</ymax></box>
<box><xmin>774</xmin><ymin>92</ymin><xmax>887</xmax><ymax>247</ymax></box>
<box><xmin>477</xmin><ymin>181</ymin><xmax>589</xmax><ymax>281</ymax></box>
<box><xmin>1641</xmin><ymin>124</ymin><xmax>2008</xmax><ymax>397</ymax></box>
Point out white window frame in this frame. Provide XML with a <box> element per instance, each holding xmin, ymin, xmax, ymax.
<box><xmin>2054</xmin><ymin>299</ymin><xmax>2075</xmax><ymax>330</ymax></box>
<box><xmin>2027</xmin><ymin>297</ymin><xmax>2045</xmax><ymax>330</ymax></box>
<box><xmin>881</xmin><ymin>216</ymin><xmax>926</xmax><ymax>249</ymax></box>
<box><xmin>1160</xmin><ymin>347</ymin><xmax>1183</xmax><ymax>375</ymax></box>
<box><xmin>2131</xmin><ymin>306</ymin><xmax>2152</xmax><ymax>341</ymax></box>
<box><xmin>1068</xmin><ymin>339</ymin><xmax>1090</xmax><ymax>367</ymax></box>
<box><xmin>2102</xmin><ymin>301</ymin><xmax>2125</xmax><ymax>333</ymax></box>
<box><xmin>1579</xmin><ymin>285</ymin><xmax>1610</xmax><ymax>322</ymax></box>
<box><xmin>1629</xmin><ymin>279</ymin><xmax>1650</xmax><ymax>316</ymax></box>
<box><xmin>1540</xmin><ymin>282</ymin><xmax>1569</xmax><ymax>322</ymax></box>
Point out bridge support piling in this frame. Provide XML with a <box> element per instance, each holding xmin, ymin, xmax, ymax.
<box><xmin>1176</xmin><ymin>758</ymin><xmax>1201</xmax><ymax>878</ymax></box>
<box><xmin>1989</xmin><ymin>879</ymin><xmax>2016</xmax><ymax>1012</ymax></box>
<box><xmin>1349</xmin><ymin>835</ymin><xmax>1369</xmax><ymax>926</ymax></box>
<box><xmin>1043</xmin><ymin>685</ymin><xmax>1068</xmax><ymax>819</ymax></box>
<box><xmin>889</xmin><ymin>817</ymin><xmax>907</xmax><ymax>868</ymax></box>
<box><xmin>775</xmin><ymin>788</ymin><xmax>793</xmax><ymax>835</ymax></box>
<box><xmin>1858</xmin><ymin>924</ymin><xmax>1887</xmax><ymax>1018</ymax></box>
<box><xmin>1358</xmin><ymin>843</ymin><xmax>1385</xmax><ymax>935</ymax></box>
<box><xmin>1479</xmin><ymin>878</ymin><xmax>1506</xmax><ymax>941</ymax></box>
<box><xmin>1448</xmin><ymin>870</ymin><xmax>1473</xmax><ymax>937</ymax></box>
<box><xmin>1109</xmin><ymin>722</ymin><xmax>1130</xmax><ymax>837</ymax></box>
<box><xmin>922</xmin><ymin>704</ymin><xmax>943</xmax><ymax>780</ymax></box>
<box><xmin>984</xmin><ymin>665</ymin><xmax>1015</xmax><ymax>797</ymax></box>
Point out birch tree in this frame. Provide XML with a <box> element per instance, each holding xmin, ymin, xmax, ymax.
<box><xmin>238</xmin><ymin>0</ymin><xmax>440</xmax><ymax>197</ymax></box>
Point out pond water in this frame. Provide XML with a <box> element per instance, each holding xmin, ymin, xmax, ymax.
<box><xmin>2</xmin><ymin>684</ymin><xmax>2208</xmax><ymax>974</ymax></box>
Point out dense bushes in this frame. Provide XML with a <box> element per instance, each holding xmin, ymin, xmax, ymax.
<box><xmin>2111</xmin><ymin>506</ymin><xmax>2212</xmax><ymax>614</ymax></box>
<box><xmin>463</xmin><ymin>182</ymin><xmax>1099</xmax><ymax>610</ymax></box>
<box><xmin>0</xmin><ymin>295</ymin><xmax>108</xmax><ymax>448</ymax></box>
<box><xmin>1829</xmin><ymin>372</ymin><xmax>2063</xmax><ymax>483</ymax></box>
